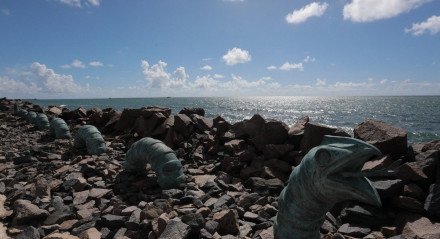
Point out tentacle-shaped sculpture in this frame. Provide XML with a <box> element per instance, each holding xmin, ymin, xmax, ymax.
<box><xmin>124</xmin><ymin>137</ymin><xmax>186</xmax><ymax>189</ymax></box>
<box><xmin>16</xmin><ymin>109</ymin><xmax>28</xmax><ymax>118</ymax></box>
<box><xmin>74</xmin><ymin>125</ymin><xmax>107</xmax><ymax>155</ymax></box>
<box><xmin>13</xmin><ymin>103</ymin><xmax>18</xmax><ymax>115</ymax></box>
<box><xmin>26</xmin><ymin>111</ymin><xmax>37</xmax><ymax>124</ymax></box>
<box><xmin>50</xmin><ymin>118</ymin><xmax>72</xmax><ymax>139</ymax></box>
<box><xmin>274</xmin><ymin>136</ymin><xmax>384</xmax><ymax>239</ymax></box>
<box><xmin>35</xmin><ymin>113</ymin><xmax>50</xmax><ymax>130</ymax></box>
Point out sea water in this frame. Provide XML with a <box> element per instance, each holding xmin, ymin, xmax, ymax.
<box><xmin>29</xmin><ymin>96</ymin><xmax>440</xmax><ymax>143</ymax></box>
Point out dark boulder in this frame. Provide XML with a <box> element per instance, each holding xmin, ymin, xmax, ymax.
<box><xmin>300</xmin><ymin>122</ymin><xmax>350</xmax><ymax>153</ymax></box>
<box><xmin>354</xmin><ymin>119</ymin><xmax>407</xmax><ymax>159</ymax></box>
<box><xmin>179</xmin><ymin>107</ymin><xmax>205</xmax><ymax>117</ymax></box>
<box><xmin>288</xmin><ymin>115</ymin><xmax>309</xmax><ymax>148</ymax></box>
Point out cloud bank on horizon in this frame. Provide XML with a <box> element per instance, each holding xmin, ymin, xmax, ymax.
<box><xmin>0</xmin><ymin>0</ymin><xmax>439</xmax><ymax>98</ymax></box>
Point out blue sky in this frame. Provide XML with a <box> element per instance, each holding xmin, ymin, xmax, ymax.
<box><xmin>0</xmin><ymin>0</ymin><xmax>439</xmax><ymax>98</ymax></box>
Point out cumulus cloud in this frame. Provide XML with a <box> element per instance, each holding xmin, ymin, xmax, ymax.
<box><xmin>267</xmin><ymin>65</ymin><xmax>277</xmax><ymax>70</ymax></box>
<box><xmin>54</xmin><ymin>0</ymin><xmax>101</xmax><ymax>8</ymax></box>
<box><xmin>61</xmin><ymin>59</ymin><xmax>86</xmax><ymax>69</ymax></box>
<box><xmin>279</xmin><ymin>62</ymin><xmax>304</xmax><ymax>71</ymax></box>
<box><xmin>141</xmin><ymin>60</ymin><xmax>187</xmax><ymax>88</ymax></box>
<box><xmin>303</xmin><ymin>56</ymin><xmax>316</xmax><ymax>63</ymax></box>
<box><xmin>343</xmin><ymin>0</ymin><xmax>428</xmax><ymax>22</ymax></box>
<box><xmin>213</xmin><ymin>74</ymin><xmax>225</xmax><ymax>79</ymax></box>
<box><xmin>405</xmin><ymin>15</ymin><xmax>440</xmax><ymax>36</ymax></box>
<box><xmin>0</xmin><ymin>76</ymin><xmax>41</xmax><ymax>94</ymax></box>
<box><xmin>286</xmin><ymin>2</ymin><xmax>328</xmax><ymax>24</ymax></box>
<box><xmin>31</xmin><ymin>62</ymin><xmax>82</xmax><ymax>93</ymax></box>
<box><xmin>222</xmin><ymin>47</ymin><xmax>251</xmax><ymax>65</ymax></box>
<box><xmin>201</xmin><ymin>65</ymin><xmax>213</xmax><ymax>71</ymax></box>
<box><xmin>1</xmin><ymin>9</ymin><xmax>11</xmax><ymax>16</ymax></box>
<box><xmin>316</xmin><ymin>78</ymin><xmax>326</xmax><ymax>86</ymax></box>
<box><xmin>89</xmin><ymin>61</ymin><xmax>104</xmax><ymax>67</ymax></box>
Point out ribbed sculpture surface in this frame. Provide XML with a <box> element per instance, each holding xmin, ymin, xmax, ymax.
<box><xmin>50</xmin><ymin>118</ymin><xmax>72</xmax><ymax>139</ymax></box>
<box><xmin>35</xmin><ymin>113</ymin><xmax>50</xmax><ymax>130</ymax></box>
<box><xmin>274</xmin><ymin>136</ymin><xmax>384</xmax><ymax>239</ymax></box>
<box><xmin>74</xmin><ymin>125</ymin><xmax>107</xmax><ymax>155</ymax></box>
<box><xmin>26</xmin><ymin>111</ymin><xmax>37</xmax><ymax>124</ymax></box>
<box><xmin>16</xmin><ymin>109</ymin><xmax>28</xmax><ymax>118</ymax></box>
<box><xmin>124</xmin><ymin>137</ymin><xmax>186</xmax><ymax>189</ymax></box>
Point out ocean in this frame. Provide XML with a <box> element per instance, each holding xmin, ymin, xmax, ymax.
<box><xmin>29</xmin><ymin>96</ymin><xmax>440</xmax><ymax>143</ymax></box>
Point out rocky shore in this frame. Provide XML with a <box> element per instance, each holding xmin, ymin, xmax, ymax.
<box><xmin>0</xmin><ymin>97</ymin><xmax>439</xmax><ymax>239</ymax></box>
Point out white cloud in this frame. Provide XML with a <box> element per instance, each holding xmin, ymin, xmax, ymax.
<box><xmin>89</xmin><ymin>61</ymin><xmax>104</xmax><ymax>67</ymax></box>
<box><xmin>279</xmin><ymin>62</ymin><xmax>304</xmax><ymax>71</ymax></box>
<box><xmin>193</xmin><ymin>75</ymin><xmax>220</xmax><ymax>90</ymax></box>
<box><xmin>286</xmin><ymin>2</ymin><xmax>328</xmax><ymax>24</ymax></box>
<box><xmin>0</xmin><ymin>76</ymin><xmax>41</xmax><ymax>94</ymax></box>
<box><xmin>343</xmin><ymin>0</ymin><xmax>428</xmax><ymax>22</ymax></box>
<box><xmin>31</xmin><ymin>62</ymin><xmax>82</xmax><ymax>93</ymax></box>
<box><xmin>213</xmin><ymin>74</ymin><xmax>224</xmax><ymax>79</ymax></box>
<box><xmin>202</xmin><ymin>58</ymin><xmax>212</xmax><ymax>62</ymax></box>
<box><xmin>201</xmin><ymin>65</ymin><xmax>213</xmax><ymax>71</ymax></box>
<box><xmin>54</xmin><ymin>0</ymin><xmax>101</xmax><ymax>8</ymax></box>
<box><xmin>62</xmin><ymin>59</ymin><xmax>86</xmax><ymax>69</ymax></box>
<box><xmin>405</xmin><ymin>15</ymin><xmax>440</xmax><ymax>36</ymax></box>
<box><xmin>316</xmin><ymin>78</ymin><xmax>326</xmax><ymax>86</ymax></box>
<box><xmin>141</xmin><ymin>60</ymin><xmax>187</xmax><ymax>88</ymax></box>
<box><xmin>267</xmin><ymin>65</ymin><xmax>277</xmax><ymax>70</ymax></box>
<box><xmin>1</xmin><ymin>9</ymin><xmax>11</xmax><ymax>16</ymax></box>
<box><xmin>222</xmin><ymin>47</ymin><xmax>251</xmax><ymax>65</ymax></box>
<box><xmin>380</xmin><ymin>79</ymin><xmax>388</xmax><ymax>84</ymax></box>
<box><xmin>87</xmin><ymin>0</ymin><xmax>101</xmax><ymax>6</ymax></box>
<box><xmin>303</xmin><ymin>55</ymin><xmax>316</xmax><ymax>63</ymax></box>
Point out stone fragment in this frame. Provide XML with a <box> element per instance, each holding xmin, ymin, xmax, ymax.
<box><xmin>337</xmin><ymin>223</ymin><xmax>371</xmax><ymax>238</ymax></box>
<box><xmin>16</xmin><ymin>226</ymin><xmax>40</xmax><ymax>239</ymax></box>
<box><xmin>179</xmin><ymin>107</ymin><xmax>205</xmax><ymax>116</ymax></box>
<box><xmin>425</xmin><ymin>184</ymin><xmax>440</xmax><ymax>220</ymax></box>
<box><xmin>213</xmin><ymin>209</ymin><xmax>239</xmax><ymax>235</ymax></box>
<box><xmin>43</xmin><ymin>232</ymin><xmax>80</xmax><ymax>239</ymax></box>
<box><xmin>392</xmin><ymin>196</ymin><xmax>425</xmax><ymax>214</ymax></box>
<box><xmin>89</xmin><ymin>188</ymin><xmax>110</xmax><ymax>198</ymax></box>
<box><xmin>0</xmin><ymin>194</ymin><xmax>12</xmax><ymax>219</ymax></box>
<box><xmin>354</xmin><ymin>119</ymin><xmax>407</xmax><ymax>158</ymax></box>
<box><xmin>287</xmin><ymin>115</ymin><xmax>309</xmax><ymax>148</ymax></box>
<box><xmin>158</xmin><ymin>219</ymin><xmax>190</xmax><ymax>239</ymax></box>
<box><xmin>402</xmin><ymin>216</ymin><xmax>440</xmax><ymax>239</ymax></box>
<box><xmin>300</xmin><ymin>122</ymin><xmax>350</xmax><ymax>153</ymax></box>
<box><xmin>12</xmin><ymin>199</ymin><xmax>49</xmax><ymax>225</ymax></box>
<box><xmin>372</xmin><ymin>179</ymin><xmax>403</xmax><ymax>200</ymax></box>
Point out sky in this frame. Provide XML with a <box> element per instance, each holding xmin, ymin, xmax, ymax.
<box><xmin>0</xmin><ymin>0</ymin><xmax>439</xmax><ymax>99</ymax></box>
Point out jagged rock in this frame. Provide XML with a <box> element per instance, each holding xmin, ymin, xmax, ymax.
<box><xmin>354</xmin><ymin>119</ymin><xmax>407</xmax><ymax>159</ymax></box>
<box><xmin>179</xmin><ymin>107</ymin><xmax>205</xmax><ymax>117</ymax></box>
<box><xmin>12</xmin><ymin>199</ymin><xmax>49</xmax><ymax>225</ymax></box>
<box><xmin>403</xmin><ymin>183</ymin><xmax>426</xmax><ymax>201</ymax></box>
<box><xmin>337</xmin><ymin>223</ymin><xmax>371</xmax><ymax>238</ymax></box>
<box><xmin>133</xmin><ymin>112</ymin><xmax>167</xmax><ymax>137</ymax></box>
<box><xmin>158</xmin><ymin>219</ymin><xmax>190</xmax><ymax>239</ymax></box>
<box><xmin>401</xmin><ymin>215</ymin><xmax>440</xmax><ymax>239</ymax></box>
<box><xmin>16</xmin><ymin>226</ymin><xmax>40</xmax><ymax>239</ymax></box>
<box><xmin>0</xmin><ymin>194</ymin><xmax>12</xmax><ymax>219</ymax></box>
<box><xmin>287</xmin><ymin>115</ymin><xmax>309</xmax><ymax>147</ymax></box>
<box><xmin>372</xmin><ymin>179</ymin><xmax>404</xmax><ymax>200</ymax></box>
<box><xmin>48</xmin><ymin>106</ymin><xmax>62</xmax><ymax>116</ymax></box>
<box><xmin>425</xmin><ymin>184</ymin><xmax>440</xmax><ymax>220</ymax></box>
<box><xmin>300</xmin><ymin>122</ymin><xmax>350</xmax><ymax>153</ymax></box>
<box><xmin>213</xmin><ymin>209</ymin><xmax>239</xmax><ymax>235</ymax></box>
<box><xmin>174</xmin><ymin>114</ymin><xmax>194</xmax><ymax>137</ymax></box>
<box><xmin>339</xmin><ymin>204</ymin><xmax>392</xmax><ymax>227</ymax></box>
<box><xmin>79</xmin><ymin>227</ymin><xmax>102</xmax><ymax>239</ymax></box>
<box><xmin>114</xmin><ymin>108</ymin><xmax>143</xmax><ymax>132</ymax></box>
<box><xmin>98</xmin><ymin>214</ymin><xmax>127</xmax><ymax>229</ymax></box>
<box><xmin>43</xmin><ymin>232</ymin><xmax>80</xmax><ymax>239</ymax></box>
<box><xmin>392</xmin><ymin>196</ymin><xmax>425</xmax><ymax>214</ymax></box>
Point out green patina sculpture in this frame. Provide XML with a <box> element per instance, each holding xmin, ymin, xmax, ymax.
<box><xmin>124</xmin><ymin>137</ymin><xmax>186</xmax><ymax>189</ymax></box>
<box><xmin>25</xmin><ymin>111</ymin><xmax>37</xmax><ymax>124</ymax></box>
<box><xmin>16</xmin><ymin>109</ymin><xmax>28</xmax><ymax>118</ymax></box>
<box><xmin>274</xmin><ymin>136</ymin><xmax>388</xmax><ymax>239</ymax></box>
<box><xmin>50</xmin><ymin>118</ymin><xmax>72</xmax><ymax>139</ymax></box>
<box><xmin>35</xmin><ymin>113</ymin><xmax>50</xmax><ymax>130</ymax></box>
<box><xmin>74</xmin><ymin>125</ymin><xmax>107</xmax><ymax>155</ymax></box>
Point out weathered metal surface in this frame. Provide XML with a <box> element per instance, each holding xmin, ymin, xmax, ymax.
<box><xmin>74</xmin><ymin>125</ymin><xmax>107</xmax><ymax>155</ymax></box>
<box><xmin>35</xmin><ymin>113</ymin><xmax>50</xmax><ymax>130</ymax></box>
<box><xmin>124</xmin><ymin>137</ymin><xmax>186</xmax><ymax>189</ymax></box>
<box><xmin>274</xmin><ymin>136</ymin><xmax>383</xmax><ymax>239</ymax></box>
<box><xmin>50</xmin><ymin>118</ymin><xmax>72</xmax><ymax>139</ymax></box>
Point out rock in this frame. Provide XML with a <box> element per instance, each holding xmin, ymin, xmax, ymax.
<box><xmin>288</xmin><ymin>115</ymin><xmax>309</xmax><ymax>147</ymax></box>
<box><xmin>181</xmin><ymin>213</ymin><xmax>205</xmax><ymax>234</ymax></box>
<box><xmin>396</xmin><ymin>158</ymin><xmax>436</xmax><ymax>185</ymax></box>
<box><xmin>12</xmin><ymin>199</ymin><xmax>49</xmax><ymax>225</ymax></box>
<box><xmin>73</xmin><ymin>190</ymin><xmax>90</xmax><ymax>205</ymax></box>
<box><xmin>142</xmin><ymin>106</ymin><xmax>172</xmax><ymax>118</ymax></box>
<box><xmin>419</xmin><ymin>140</ymin><xmax>440</xmax><ymax>152</ymax></box>
<box><xmin>179</xmin><ymin>107</ymin><xmax>205</xmax><ymax>117</ymax></box>
<box><xmin>259</xmin><ymin>227</ymin><xmax>274</xmax><ymax>239</ymax></box>
<box><xmin>213</xmin><ymin>209</ymin><xmax>239</xmax><ymax>235</ymax></box>
<box><xmin>232</xmin><ymin>114</ymin><xmax>289</xmax><ymax>151</ymax></box>
<box><xmin>213</xmin><ymin>194</ymin><xmax>234</xmax><ymax>209</ymax></box>
<box><xmin>0</xmin><ymin>222</ymin><xmax>10</xmax><ymax>239</ymax></box>
<box><xmin>425</xmin><ymin>184</ymin><xmax>440</xmax><ymax>220</ymax></box>
<box><xmin>16</xmin><ymin>226</ymin><xmax>40</xmax><ymax>239</ymax></box>
<box><xmin>98</xmin><ymin>214</ymin><xmax>127</xmax><ymax>229</ymax></box>
<box><xmin>193</xmin><ymin>115</ymin><xmax>213</xmax><ymax>132</ymax></box>
<box><xmin>403</xmin><ymin>183</ymin><xmax>426</xmax><ymax>201</ymax></box>
<box><xmin>339</xmin><ymin>204</ymin><xmax>392</xmax><ymax>227</ymax></box>
<box><xmin>43</xmin><ymin>232</ymin><xmax>80</xmax><ymax>239</ymax></box>
<box><xmin>362</xmin><ymin>155</ymin><xmax>394</xmax><ymax>171</ymax></box>
<box><xmin>392</xmin><ymin>196</ymin><xmax>425</xmax><ymax>214</ymax></box>
<box><xmin>381</xmin><ymin>226</ymin><xmax>398</xmax><ymax>238</ymax></box>
<box><xmin>224</xmin><ymin>139</ymin><xmax>245</xmax><ymax>152</ymax></box>
<box><xmin>300</xmin><ymin>122</ymin><xmax>350</xmax><ymax>153</ymax></box>
<box><xmin>89</xmin><ymin>188</ymin><xmax>111</xmax><ymax>198</ymax></box>
<box><xmin>158</xmin><ymin>219</ymin><xmax>190</xmax><ymax>239</ymax></box>
<box><xmin>401</xmin><ymin>215</ymin><xmax>440</xmax><ymax>239</ymax></box>
<box><xmin>174</xmin><ymin>114</ymin><xmax>194</xmax><ymax>137</ymax></box>
<box><xmin>354</xmin><ymin>119</ymin><xmax>407</xmax><ymax>159</ymax></box>
<box><xmin>114</xmin><ymin>108</ymin><xmax>143</xmax><ymax>132</ymax></box>
<box><xmin>263</xmin><ymin>144</ymin><xmax>295</xmax><ymax>161</ymax></box>
<box><xmin>337</xmin><ymin>223</ymin><xmax>371</xmax><ymax>238</ymax></box>
<box><xmin>48</xmin><ymin>106</ymin><xmax>63</xmax><ymax>116</ymax></box>
<box><xmin>372</xmin><ymin>179</ymin><xmax>404</xmax><ymax>200</ymax></box>
<box><xmin>0</xmin><ymin>194</ymin><xmax>12</xmax><ymax>219</ymax></box>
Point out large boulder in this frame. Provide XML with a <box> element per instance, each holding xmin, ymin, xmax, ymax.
<box><xmin>174</xmin><ymin>114</ymin><xmax>194</xmax><ymax>137</ymax></box>
<box><xmin>12</xmin><ymin>199</ymin><xmax>49</xmax><ymax>225</ymax></box>
<box><xmin>300</xmin><ymin>122</ymin><xmax>350</xmax><ymax>153</ymax></box>
<box><xmin>401</xmin><ymin>215</ymin><xmax>440</xmax><ymax>239</ymax></box>
<box><xmin>288</xmin><ymin>115</ymin><xmax>309</xmax><ymax>148</ymax></box>
<box><xmin>232</xmin><ymin>114</ymin><xmax>289</xmax><ymax>151</ymax></box>
<box><xmin>133</xmin><ymin>112</ymin><xmax>167</xmax><ymax>137</ymax></box>
<box><xmin>113</xmin><ymin>108</ymin><xmax>143</xmax><ymax>132</ymax></box>
<box><xmin>179</xmin><ymin>107</ymin><xmax>205</xmax><ymax>117</ymax></box>
<box><xmin>354</xmin><ymin>119</ymin><xmax>407</xmax><ymax>159</ymax></box>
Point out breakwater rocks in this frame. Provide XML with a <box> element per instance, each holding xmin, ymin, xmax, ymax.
<box><xmin>0</xmin><ymin>97</ymin><xmax>439</xmax><ymax>239</ymax></box>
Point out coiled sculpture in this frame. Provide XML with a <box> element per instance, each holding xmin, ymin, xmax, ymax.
<box><xmin>50</xmin><ymin>118</ymin><xmax>72</xmax><ymax>139</ymax></box>
<box><xmin>35</xmin><ymin>113</ymin><xmax>50</xmax><ymax>130</ymax></box>
<box><xmin>26</xmin><ymin>111</ymin><xmax>37</xmax><ymax>124</ymax></box>
<box><xmin>16</xmin><ymin>109</ymin><xmax>28</xmax><ymax>118</ymax></box>
<box><xmin>274</xmin><ymin>136</ymin><xmax>386</xmax><ymax>239</ymax></box>
<box><xmin>124</xmin><ymin>137</ymin><xmax>186</xmax><ymax>189</ymax></box>
<box><xmin>74</xmin><ymin>125</ymin><xmax>107</xmax><ymax>155</ymax></box>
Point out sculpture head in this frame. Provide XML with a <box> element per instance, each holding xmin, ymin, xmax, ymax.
<box><xmin>296</xmin><ymin>135</ymin><xmax>382</xmax><ymax>207</ymax></box>
<box><xmin>156</xmin><ymin>153</ymin><xmax>186</xmax><ymax>189</ymax></box>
